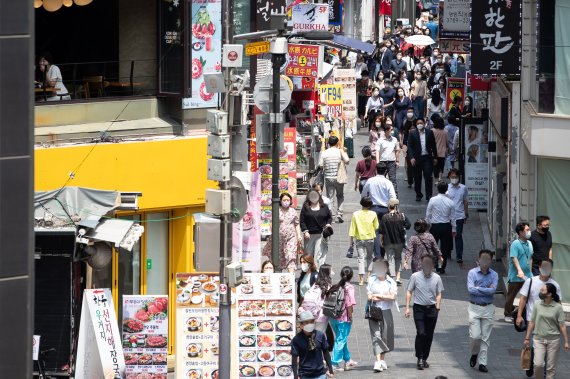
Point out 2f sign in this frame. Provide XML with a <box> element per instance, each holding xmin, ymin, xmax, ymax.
<box><xmin>490</xmin><ymin>61</ymin><xmax>502</xmax><ymax>71</ymax></box>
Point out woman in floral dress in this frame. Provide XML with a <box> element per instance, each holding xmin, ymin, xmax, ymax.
<box><xmin>263</xmin><ymin>192</ymin><xmax>302</xmax><ymax>272</ymax></box>
<box><xmin>403</xmin><ymin>218</ymin><xmax>442</xmax><ymax>273</ymax></box>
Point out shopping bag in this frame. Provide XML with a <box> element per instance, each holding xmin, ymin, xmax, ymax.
<box><xmin>520</xmin><ymin>346</ymin><xmax>532</xmax><ymax>370</ymax></box>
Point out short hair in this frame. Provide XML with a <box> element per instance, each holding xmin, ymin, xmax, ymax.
<box><xmin>479</xmin><ymin>249</ymin><xmax>494</xmax><ymax>259</ymax></box>
<box><xmin>515</xmin><ymin>222</ymin><xmax>529</xmax><ymax>234</ymax></box>
<box><xmin>279</xmin><ymin>192</ymin><xmax>292</xmax><ymax>202</ymax></box>
<box><xmin>448</xmin><ymin>168</ymin><xmax>461</xmax><ymax>178</ymax></box>
<box><xmin>328</xmin><ymin>136</ymin><xmax>339</xmax><ymax>146</ymax></box>
<box><xmin>415</xmin><ymin>118</ymin><xmax>425</xmax><ymax>125</ymax></box>
<box><xmin>454</xmin><ymin>95</ymin><xmax>463</xmax><ymax>103</ymax></box>
<box><xmin>360</xmin><ymin>196</ymin><xmax>373</xmax><ymax>208</ymax></box>
<box><xmin>376</xmin><ymin>162</ymin><xmax>387</xmax><ymax>175</ymax></box>
<box><xmin>541</xmin><ymin>258</ymin><xmax>554</xmax><ymax>268</ymax></box>
<box><xmin>437</xmin><ymin>182</ymin><xmax>448</xmax><ymax>194</ymax></box>
<box><xmin>536</xmin><ymin>215</ymin><xmax>550</xmax><ymax>225</ymax></box>
<box><xmin>421</xmin><ymin>254</ymin><xmax>435</xmax><ymax>264</ymax></box>
<box><xmin>414</xmin><ymin>218</ymin><xmax>429</xmax><ymax>233</ymax></box>
<box><xmin>361</xmin><ymin>70</ymin><xmax>369</xmax><ymax>77</ymax></box>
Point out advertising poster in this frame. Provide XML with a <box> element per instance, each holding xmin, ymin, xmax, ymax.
<box><xmin>286</xmin><ymin>44</ymin><xmax>321</xmax><ymax>78</ymax></box>
<box><xmin>328</xmin><ymin>0</ymin><xmax>342</xmax><ymax>26</ymax></box>
<box><xmin>440</xmin><ymin>0</ymin><xmax>470</xmax><ymax>39</ymax></box>
<box><xmin>445</xmin><ymin>77</ymin><xmax>465</xmax><ymax>112</ymax></box>
<box><xmin>291</xmin><ymin>4</ymin><xmax>329</xmax><ymax>31</ymax></box>
<box><xmin>175</xmin><ymin>273</ymin><xmax>224</xmax><ymax>379</ymax></box>
<box><xmin>333</xmin><ymin>68</ymin><xmax>357</xmax><ymax>118</ymax></box>
<box><xmin>183</xmin><ymin>0</ymin><xmax>222</xmax><ymax>109</ymax></box>
<box><xmin>464</xmin><ymin>121</ymin><xmax>489</xmax><ymax>209</ymax></box>
<box><xmin>233</xmin><ymin>172</ymin><xmax>262</xmax><ymax>272</ymax></box>
<box><xmin>122</xmin><ymin>296</ymin><xmax>168</xmax><ymax>379</ymax></box>
<box><xmin>319</xmin><ymin>84</ymin><xmax>343</xmax><ymax>118</ymax></box>
<box><xmin>236</xmin><ymin>273</ymin><xmax>296</xmax><ymax>379</ymax></box>
<box><xmin>258</xmin><ymin>128</ymin><xmax>297</xmax><ymax>236</ymax></box>
<box><xmin>75</xmin><ymin>289</ymin><xmax>125</xmax><ymax>379</ymax></box>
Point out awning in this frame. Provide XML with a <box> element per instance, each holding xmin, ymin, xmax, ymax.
<box><xmin>80</xmin><ymin>218</ymin><xmax>144</xmax><ymax>252</ymax></box>
<box><xmin>326</xmin><ymin>35</ymin><xmax>376</xmax><ymax>55</ymax></box>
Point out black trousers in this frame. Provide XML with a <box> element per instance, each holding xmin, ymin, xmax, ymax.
<box><xmin>413</xmin><ymin>155</ymin><xmax>434</xmax><ymax>199</ymax></box>
<box><xmin>413</xmin><ymin>304</ymin><xmax>439</xmax><ymax>360</ymax></box>
<box><xmin>430</xmin><ymin>222</ymin><xmax>453</xmax><ymax>270</ymax></box>
<box><xmin>406</xmin><ymin>154</ymin><xmax>414</xmax><ymax>184</ymax></box>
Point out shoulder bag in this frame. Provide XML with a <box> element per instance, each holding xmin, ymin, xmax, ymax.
<box><xmin>337</xmin><ymin>149</ymin><xmax>348</xmax><ymax>184</ymax></box>
<box><xmin>512</xmin><ymin>278</ymin><xmax>533</xmax><ymax>332</ymax></box>
<box><xmin>364</xmin><ymin>278</ymin><xmax>385</xmax><ymax>321</ymax></box>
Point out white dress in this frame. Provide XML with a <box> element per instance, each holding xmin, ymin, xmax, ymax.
<box><xmin>46</xmin><ymin>65</ymin><xmax>70</xmax><ymax>101</ymax></box>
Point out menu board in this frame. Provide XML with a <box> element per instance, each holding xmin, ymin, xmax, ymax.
<box><xmin>236</xmin><ymin>273</ymin><xmax>296</xmax><ymax>379</ymax></box>
<box><xmin>333</xmin><ymin>68</ymin><xmax>357</xmax><ymax>118</ymax></box>
<box><xmin>464</xmin><ymin>120</ymin><xmax>489</xmax><ymax>209</ymax></box>
<box><xmin>122</xmin><ymin>296</ymin><xmax>168</xmax><ymax>379</ymax></box>
<box><xmin>175</xmin><ymin>273</ymin><xmax>222</xmax><ymax>379</ymax></box>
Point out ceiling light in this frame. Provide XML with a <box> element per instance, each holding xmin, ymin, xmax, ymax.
<box><xmin>34</xmin><ymin>0</ymin><xmax>43</xmax><ymax>9</ymax></box>
<box><xmin>74</xmin><ymin>0</ymin><xmax>93</xmax><ymax>5</ymax></box>
<box><xmin>43</xmin><ymin>0</ymin><xmax>63</xmax><ymax>12</ymax></box>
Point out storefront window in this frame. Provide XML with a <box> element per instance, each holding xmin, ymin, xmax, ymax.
<box><xmin>159</xmin><ymin>0</ymin><xmax>183</xmax><ymax>94</ymax></box>
<box><xmin>146</xmin><ymin>212</ymin><xmax>169</xmax><ymax>295</ymax></box>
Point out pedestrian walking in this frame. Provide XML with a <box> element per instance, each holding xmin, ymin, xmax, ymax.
<box><xmin>297</xmin><ymin>254</ymin><xmax>319</xmax><ymax>303</ymax></box>
<box><xmin>426</xmin><ymin>182</ymin><xmax>456</xmax><ymax>274</ymax></box>
<box><xmin>364</xmin><ymin>87</ymin><xmax>384</xmax><ymax>129</ymax></box>
<box><xmin>504</xmin><ymin>222</ymin><xmax>534</xmax><ymax>322</ymax></box>
<box><xmin>329</xmin><ymin>266</ymin><xmax>358</xmax><ymax>371</ymax></box>
<box><xmin>292</xmin><ymin>311</ymin><xmax>335</xmax><ymax>379</ymax></box>
<box><xmin>444</xmin><ymin>116</ymin><xmax>459</xmax><ymax>169</ymax></box>
<box><xmin>392</xmin><ymin>90</ymin><xmax>412</xmax><ymax>134</ymax></box>
<box><xmin>367</xmin><ymin>259</ymin><xmax>397</xmax><ymax>372</ymax></box>
<box><xmin>431</xmin><ymin>115</ymin><xmax>448</xmax><ymax>182</ymax></box>
<box><xmin>447</xmin><ymin>169</ymin><xmax>468</xmax><ymax>263</ymax></box>
<box><xmin>404</xmin><ymin>218</ymin><xmax>442</xmax><ymax>273</ymax></box>
<box><xmin>299</xmin><ymin>190</ymin><xmax>333</xmax><ymax>268</ymax></box>
<box><xmin>369</xmin><ymin>116</ymin><xmax>382</xmax><ymax>151</ymax></box>
<box><xmin>299</xmin><ymin>264</ymin><xmax>334</xmax><ymax>333</ymax></box>
<box><xmin>262</xmin><ymin>192</ymin><xmax>302</xmax><ymax>272</ymax></box>
<box><xmin>467</xmin><ymin>249</ymin><xmax>499</xmax><ymax>373</ymax></box>
<box><xmin>376</xmin><ymin>120</ymin><xmax>400</xmax><ymax>195</ymax></box>
<box><xmin>400</xmin><ymin>118</ymin><xmax>416</xmax><ymax>187</ymax></box>
<box><xmin>524</xmin><ymin>283</ymin><xmax>569</xmax><ymax>379</ymax></box>
<box><xmin>349</xmin><ymin>196</ymin><xmax>379</xmax><ymax>286</ymax></box>
<box><xmin>405</xmin><ymin>254</ymin><xmax>444</xmax><ymax>370</ymax></box>
<box><xmin>380</xmin><ymin>198</ymin><xmax>411</xmax><ymax>285</ymax></box>
<box><xmin>410</xmin><ymin>71</ymin><xmax>427</xmax><ymax>120</ymax></box>
<box><xmin>427</xmin><ymin>88</ymin><xmax>446</xmax><ymax>127</ymax></box>
<box><xmin>344</xmin><ymin>119</ymin><xmax>356</xmax><ymax>158</ymax></box>
<box><xmin>318</xmin><ymin>136</ymin><xmax>349</xmax><ymax>223</ymax></box>
<box><xmin>529</xmin><ymin>216</ymin><xmax>553</xmax><ymax>276</ymax></box>
<box><xmin>407</xmin><ymin>118</ymin><xmax>438</xmax><ymax>202</ymax></box>
<box><xmin>354</xmin><ymin>146</ymin><xmax>377</xmax><ymax>193</ymax></box>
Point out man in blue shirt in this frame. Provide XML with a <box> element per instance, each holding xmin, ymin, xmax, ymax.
<box><xmin>505</xmin><ymin>222</ymin><xmax>533</xmax><ymax>322</ymax></box>
<box><xmin>467</xmin><ymin>249</ymin><xmax>499</xmax><ymax>373</ymax></box>
<box><xmin>292</xmin><ymin>311</ymin><xmax>334</xmax><ymax>379</ymax></box>
<box><xmin>426</xmin><ymin>15</ymin><xmax>438</xmax><ymax>41</ymax></box>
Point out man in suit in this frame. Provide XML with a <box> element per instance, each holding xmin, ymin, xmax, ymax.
<box><xmin>381</xmin><ymin>40</ymin><xmax>394</xmax><ymax>77</ymax></box>
<box><xmin>407</xmin><ymin>118</ymin><xmax>438</xmax><ymax>202</ymax></box>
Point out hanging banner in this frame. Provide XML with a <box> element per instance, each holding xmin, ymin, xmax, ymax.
<box><xmin>75</xmin><ymin>289</ymin><xmax>125</xmax><ymax>379</ymax></box>
<box><xmin>236</xmin><ymin>273</ymin><xmax>296</xmax><ymax>379</ymax></box>
<box><xmin>445</xmin><ymin>77</ymin><xmax>465</xmax><ymax>111</ymax></box>
<box><xmin>233</xmin><ymin>172</ymin><xmax>262</xmax><ymax>272</ymax></box>
<box><xmin>256</xmin><ymin>0</ymin><xmax>286</xmax><ymax>31</ymax></box>
<box><xmin>440</xmin><ymin>0</ymin><xmax>470</xmax><ymax>39</ymax></box>
<box><xmin>333</xmin><ymin>68</ymin><xmax>357</xmax><ymax>119</ymax></box>
<box><xmin>470</xmin><ymin>0</ymin><xmax>521</xmax><ymax>76</ymax></box>
<box><xmin>466</xmin><ymin>71</ymin><xmax>493</xmax><ymax>92</ymax></box>
<box><xmin>328</xmin><ymin>0</ymin><xmax>342</xmax><ymax>25</ymax></box>
<box><xmin>464</xmin><ymin>120</ymin><xmax>489</xmax><ymax>209</ymax></box>
<box><xmin>379</xmin><ymin>0</ymin><xmax>392</xmax><ymax>16</ymax></box>
<box><xmin>320</xmin><ymin>84</ymin><xmax>343</xmax><ymax>118</ymax></box>
<box><xmin>183</xmin><ymin>0</ymin><xmax>222</xmax><ymax>109</ymax></box>
<box><xmin>122</xmin><ymin>296</ymin><xmax>168</xmax><ymax>379</ymax></box>
<box><xmin>292</xmin><ymin>4</ymin><xmax>329</xmax><ymax>31</ymax></box>
<box><xmin>286</xmin><ymin>44</ymin><xmax>322</xmax><ymax>79</ymax></box>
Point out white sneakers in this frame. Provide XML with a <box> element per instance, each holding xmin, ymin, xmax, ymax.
<box><xmin>373</xmin><ymin>360</ymin><xmax>388</xmax><ymax>373</ymax></box>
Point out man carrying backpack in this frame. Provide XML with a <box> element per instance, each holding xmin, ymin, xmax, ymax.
<box><xmin>292</xmin><ymin>311</ymin><xmax>335</xmax><ymax>379</ymax></box>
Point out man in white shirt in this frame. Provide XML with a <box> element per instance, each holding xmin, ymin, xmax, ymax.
<box><xmin>319</xmin><ymin>136</ymin><xmax>349</xmax><ymax>223</ymax></box>
<box><xmin>426</xmin><ymin>182</ymin><xmax>456</xmax><ymax>274</ymax></box>
<box><xmin>376</xmin><ymin>123</ymin><xmax>400</xmax><ymax>196</ymax></box>
<box><xmin>447</xmin><ymin>168</ymin><xmax>469</xmax><ymax>263</ymax></box>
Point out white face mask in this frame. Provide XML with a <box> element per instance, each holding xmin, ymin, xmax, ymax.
<box><xmin>524</xmin><ymin>231</ymin><xmax>532</xmax><ymax>239</ymax></box>
<box><xmin>303</xmin><ymin>323</ymin><xmax>316</xmax><ymax>333</ymax></box>
<box><xmin>464</xmin><ymin>100</ymin><xmax>470</xmax><ymax>106</ymax></box>
<box><xmin>417</xmin><ymin>124</ymin><xmax>425</xmax><ymax>130</ymax></box>
<box><xmin>301</xmin><ymin>263</ymin><xmax>309</xmax><ymax>272</ymax></box>
<box><xmin>539</xmin><ymin>267</ymin><xmax>552</xmax><ymax>277</ymax></box>
<box><xmin>375</xmin><ymin>122</ymin><xmax>382</xmax><ymax>127</ymax></box>
<box><xmin>407</xmin><ymin>112</ymin><xmax>414</xmax><ymax>119</ymax></box>
<box><xmin>450</xmin><ymin>178</ymin><xmax>459</xmax><ymax>185</ymax></box>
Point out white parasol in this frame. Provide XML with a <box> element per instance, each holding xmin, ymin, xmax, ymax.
<box><xmin>404</xmin><ymin>35</ymin><xmax>436</xmax><ymax>46</ymax></box>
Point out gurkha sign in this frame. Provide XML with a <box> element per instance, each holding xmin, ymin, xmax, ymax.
<box><xmin>470</xmin><ymin>0</ymin><xmax>521</xmax><ymax>76</ymax></box>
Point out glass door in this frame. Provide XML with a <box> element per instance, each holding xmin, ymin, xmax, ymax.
<box><xmin>145</xmin><ymin>212</ymin><xmax>169</xmax><ymax>295</ymax></box>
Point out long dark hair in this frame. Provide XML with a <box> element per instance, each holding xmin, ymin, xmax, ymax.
<box><xmin>545</xmin><ymin>283</ymin><xmax>560</xmax><ymax>303</ymax></box>
<box><xmin>303</xmin><ymin>189</ymin><xmax>325</xmax><ymax>209</ymax></box>
<box><xmin>362</xmin><ymin>146</ymin><xmax>373</xmax><ymax>170</ymax></box>
<box><xmin>328</xmin><ymin>266</ymin><xmax>353</xmax><ymax>295</ymax></box>
<box><xmin>431</xmin><ymin>88</ymin><xmax>442</xmax><ymax>107</ymax></box>
<box><xmin>315</xmin><ymin>264</ymin><xmax>333</xmax><ymax>299</ymax></box>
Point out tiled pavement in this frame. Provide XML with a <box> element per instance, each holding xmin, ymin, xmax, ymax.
<box><xmin>320</xmin><ymin>130</ymin><xmax>570</xmax><ymax>379</ymax></box>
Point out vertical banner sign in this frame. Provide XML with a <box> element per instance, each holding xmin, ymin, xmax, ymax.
<box><xmin>286</xmin><ymin>44</ymin><xmax>321</xmax><ymax>78</ymax></box>
<box><xmin>379</xmin><ymin>0</ymin><xmax>392</xmax><ymax>16</ymax></box>
<box><xmin>445</xmin><ymin>77</ymin><xmax>465</xmax><ymax>111</ymax></box>
<box><xmin>233</xmin><ymin>172</ymin><xmax>262</xmax><ymax>272</ymax></box>
<box><xmin>292</xmin><ymin>4</ymin><xmax>329</xmax><ymax>31</ymax></box>
<box><xmin>470</xmin><ymin>0</ymin><xmax>521</xmax><ymax>75</ymax></box>
<box><xmin>75</xmin><ymin>289</ymin><xmax>125</xmax><ymax>379</ymax></box>
<box><xmin>32</xmin><ymin>335</ymin><xmax>41</xmax><ymax>361</ymax></box>
<box><xmin>175</xmin><ymin>273</ymin><xmax>226</xmax><ymax>379</ymax></box>
<box><xmin>333</xmin><ymin>68</ymin><xmax>357</xmax><ymax>118</ymax></box>
<box><xmin>440</xmin><ymin>0</ymin><xmax>470</xmax><ymax>39</ymax></box>
<box><xmin>328</xmin><ymin>0</ymin><xmax>342</xmax><ymax>26</ymax></box>
<box><xmin>122</xmin><ymin>296</ymin><xmax>168</xmax><ymax>378</ymax></box>
<box><xmin>464</xmin><ymin>121</ymin><xmax>489</xmax><ymax>209</ymax></box>
<box><xmin>256</xmin><ymin>0</ymin><xmax>286</xmax><ymax>31</ymax></box>
<box><xmin>236</xmin><ymin>273</ymin><xmax>296</xmax><ymax>378</ymax></box>
<box><xmin>320</xmin><ymin>84</ymin><xmax>343</xmax><ymax>118</ymax></box>
<box><xmin>183</xmin><ymin>0</ymin><xmax>222</xmax><ymax>109</ymax></box>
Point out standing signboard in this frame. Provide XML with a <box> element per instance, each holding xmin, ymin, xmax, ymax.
<box><xmin>236</xmin><ymin>273</ymin><xmax>296</xmax><ymax>378</ymax></box>
<box><xmin>333</xmin><ymin>68</ymin><xmax>357</xmax><ymax>119</ymax></box>
<box><xmin>122</xmin><ymin>295</ymin><xmax>168</xmax><ymax>378</ymax></box>
<box><xmin>439</xmin><ymin>0</ymin><xmax>470</xmax><ymax>39</ymax></box>
<box><xmin>445</xmin><ymin>77</ymin><xmax>465</xmax><ymax>112</ymax></box>
<box><xmin>291</xmin><ymin>4</ymin><xmax>329</xmax><ymax>31</ymax></box>
<box><xmin>463</xmin><ymin>120</ymin><xmax>489</xmax><ymax>209</ymax></box>
<box><xmin>320</xmin><ymin>84</ymin><xmax>343</xmax><ymax>118</ymax></box>
<box><xmin>470</xmin><ymin>0</ymin><xmax>522</xmax><ymax>76</ymax></box>
<box><xmin>233</xmin><ymin>172</ymin><xmax>262</xmax><ymax>272</ymax></box>
<box><xmin>75</xmin><ymin>289</ymin><xmax>125</xmax><ymax>379</ymax></box>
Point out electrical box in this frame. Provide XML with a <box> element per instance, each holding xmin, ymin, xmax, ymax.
<box><xmin>207</xmin><ymin>134</ymin><xmax>231</xmax><ymax>158</ymax></box>
<box><xmin>205</xmin><ymin>189</ymin><xmax>231</xmax><ymax>215</ymax></box>
<box><xmin>206</xmin><ymin>110</ymin><xmax>229</xmax><ymax>135</ymax></box>
<box><xmin>193</xmin><ymin>213</ymin><xmax>221</xmax><ymax>272</ymax></box>
<box><xmin>227</xmin><ymin>262</ymin><xmax>244</xmax><ymax>288</ymax></box>
<box><xmin>207</xmin><ymin>158</ymin><xmax>231</xmax><ymax>181</ymax></box>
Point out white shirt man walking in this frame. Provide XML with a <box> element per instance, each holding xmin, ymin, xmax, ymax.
<box><xmin>376</xmin><ymin>123</ymin><xmax>400</xmax><ymax>195</ymax></box>
<box><xmin>319</xmin><ymin>136</ymin><xmax>349</xmax><ymax>223</ymax></box>
<box><xmin>426</xmin><ymin>182</ymin><xmax>456</xmax><ymax>274</ymax></box>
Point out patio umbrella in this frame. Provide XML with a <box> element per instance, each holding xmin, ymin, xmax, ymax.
<box><xmin>404</xmin><ymin>35</ymin><xmax>436</xmax><ymax>46</ymax></box>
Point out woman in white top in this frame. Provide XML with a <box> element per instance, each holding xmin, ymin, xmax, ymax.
<box><xmin>38</xmin><ymin>53</ymin><xmax>70</xmax><ymax>101</ymax></box>
<box><xmin>367</xmin><ymin>259</ymin><xmax>397</xmax><ymax>372</ymax></box>
<box><xmin>426</xmin><ymin>88</ymin><xmax>445</xmax><ymax>126</ymax></box>
<box><xmin>398</xmin><ymin>70</ymin><xmax>411</xmax><ymax>97</ymax></box>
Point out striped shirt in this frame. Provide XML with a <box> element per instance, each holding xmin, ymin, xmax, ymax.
<box><xmin>319</xmin><ymin>147</ymin><xmax>349</xmax><ymax>178</ymax></box>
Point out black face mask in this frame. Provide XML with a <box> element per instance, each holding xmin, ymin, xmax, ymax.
<box><xmin>539</xmin><ymin>293</ymin><xmax>547</xmax><ymax>300</ymax></box>
<box><xmin>541</xmin><ymin>226</ymin><xmax>550</xmax><ymax>232</ymax></box>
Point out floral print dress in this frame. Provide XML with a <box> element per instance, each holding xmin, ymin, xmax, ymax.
<box><xmin>262</xmin><ymin>207</ymin><xmax>299</xmax><ymax>270</ymax></box>
<box><xmin>404</xmin><ymin>232</ymin><xmax>441</xmax><ymax>273</ymax></box>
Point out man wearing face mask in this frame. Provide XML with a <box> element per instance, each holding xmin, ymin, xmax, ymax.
<box><xmin>504</xmin><ymin>222</ymin><xmax>534</xmax><ymax>322</ymax></box>
<box><xmin>390</xmin><ymin>52</ymin><xmax>407</xmax><ymax>78</ymax></box>
<box><xmin>467</xmin><ymin>250</ymin><xmax>499</xmax><ymax>373</ymax></box>
<box><xmin>447</xmin><ymin>169</ymin><xmax>468</xmax><ymax>263</ymax></box>
<box><xmin>381</xmin><ymin>41</ymin><xmax>394</xmax><ymax>77</ymax></box>
<box><xmin>319</xmin><ymin>136</ymin><xmax>349</xmax><ymax>223</ymax></box>
<box><xmin>292</xmin><ymin>311</ymin><xmax>335</xmax><ymax>379</ymax></box>
<box><xmin>529</xmin><ymin>216</ymin><xmax>553</xmax><ymax>276</ymax></box>
<box><xmin>376</xmin><ymin>122</ymin><xmax>400</xmax><ymax>195</ymax></box>
<box><xmin>379</xmin><ymin>79</ymin><xmax>396</xmax><ymax>116</ymax></box>
<box><xmin>407</xmin><ymin>118</ymin><xmax>438</xmax><ymax>202</ymax></box>
<box><xmin>430</xmin><ymin>48</ymin><xmax>440</xmax><ymax>66</ymax></box>
<box><xmin>405</xmin><ymin>255</ymin><xmax>444</xmax><ymax>370</ymax></box>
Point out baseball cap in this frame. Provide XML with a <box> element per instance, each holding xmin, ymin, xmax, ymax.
<box><xmin>299</xmin><ymin>311</ymin><xmax>315</xmax><ymax>323</ymax></box>
<box><xmin>388</xmin><ymin>198</ymin><xmax>399</xmax><ymax>207</ymax></box>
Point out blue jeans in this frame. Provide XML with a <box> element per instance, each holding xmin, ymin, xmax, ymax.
<box><xmin>300</xmin><ymin>375</ymin><xmax>327</xmax><ymax>379</ymax></box>
<box><xmin>371</xmin><ymin>205</ymin><xmax>388</xmax><ymax>259</ymax></box>
<box><xmin>455</xmin><ymin>218</ymin><xmax>465</xmax><ymax>259</ymax></box>
<box><xmin>330</xmin><ymin>318</ymin><xmax>352</xmax><ymax>365</ymax></box>
<box><xmin>413</xmin><ymin>95</ymin><xmax>424</xmax><ymax>120</ymax></box>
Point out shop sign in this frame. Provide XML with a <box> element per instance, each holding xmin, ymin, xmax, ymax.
<box><xmin>236</xmin><ymin>273</ymin><xmax>296</xmax><ymax>378</ymax></box>
<box><xmin>320</xmin><ymin>84</ymin><xmax>343</xmax><ymax>118</ymax></box>
<box><xmin>256</xmin><ymin>0</ymin><xmax>286</xmax><ymax>31</ymax></box>
<box><xmin>439</xmin><ymin>39</ymin><xmax>470</xmax><ymax>54</ymax></box>
<box><xmin>464</xmin><ymin>120</ymin><xmax>489</xmax><ymax>209</ymax></box>
<box><xmin>333</xmin><ymin>68</ymin><xmax>357</xmax><ymax>118</ymax></box>
<box><xmin>328</xmin><ymin>0</ymin><xmax>342</xmax><ymax>25</ymax></box>
<box><xmin>292</xmin><ymin>4</ymin><xmax>329</xmax><ymax>31</ymax></box>
<box><xmin>466</xmin><ymin>71</ymin><xmax>492</xmax><ymax>92</ymax></box>
<box><xmin>470</xmin><ymin>0</ymin><xmax>521</xmax><ymax>76</ymax></box>
<box><xmin>75</xmin><ymin>289</ymin><xmax>125</xmax><ymax>379</ymax></box>
<box><xmin>122</xmin><ymin>295</ymin><xmax>168</xmax><ymax>377</ymax></box>
<box><xmin>286</xmin><ymin>44</ymin><xmax>321</xmax><ymax>78</ymax></box>
<box><xmin>445</xmin><ymin>77</ymin><xmax>465</xmax><ymax>112</ymax></box>
<box><xmin>379</xmin><ymin>0</ymin><xmax>392</xmax><ymax>16</ymax></box>
<box><xmin>33</xmin><ymin>335</ymin><xmax>41</xmax><ymax>361</ymax></box>
<box><xmin>438</xmin><ymin>0</ymin><xmax>470</xmax><ymax>40</ymax></box>
<box><xmin>245</xmin><ymin>41</ymin><xmax>270</xmax><ymax>56</ymax></box>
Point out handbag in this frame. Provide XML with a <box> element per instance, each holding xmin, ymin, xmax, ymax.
<box><xmin>520</xmin><ymin>346</ymin><xmax>532</xmax><ymax>370</ymax></box>
<box><xmin>336</xmin><ymin>149</ymin><xmax>348</xmax><ymax>184</ymax></box>
<box><xmin>364</xmin><ymin>300</ymin><xmax>384</xmax><ymax>322</ymax></box>
<box><xmin>322</xmin><ymin>226</ymin><xmax>334</xmax><ymax>239</ymax></box>
<box><xmin>512</xmin><ymin>278</ymin><xmax>533</xmax><ymax>332</ymax></box>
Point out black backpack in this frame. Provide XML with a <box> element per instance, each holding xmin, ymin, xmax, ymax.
<box><xmin>322</xmin><ymin>285</ymin><xmax>345</xmax><ymax>319</ymax></box>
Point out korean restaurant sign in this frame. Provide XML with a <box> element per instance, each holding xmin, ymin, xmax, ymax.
<box><xmin>440</xmin><ymin>0</ymin><xmax>470</xmax><ymax>39</ymax></box>
<box><xmin>292</xmin><ymin>4</ymin><xmax>329</xmax><ymax>31</ymax></box>
<box><xmin>286</xmin><ymin>44</ymin><xmax>321</xmax><ymax>78</ymax></box>
<box><xmin>470</xmin><ymin>0</ymin><xmax>521</xmax><ymax>76</ymax></box>
<box><xmin>75</xmin><ymin>289</ymin><xmax>125</xmax><ymax>379</ymax></box>
<box><xmin>320</xmin><ymin>84</ymin><xmax>343</xmax><ymax>118</ymax></box>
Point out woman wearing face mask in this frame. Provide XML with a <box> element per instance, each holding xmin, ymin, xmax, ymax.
<box><xmin>355</xmin><ymin>146</ymin><xmax>378</xmax><ymax>193</ymax></box>
<box><xmin>398</xmin><ymin>70</ymin><xmax>411</xmax><ymax>97</ymax></box>
<box><xmin>431</xmin><ymin>114</ymin><xmax>448</xmax><ymax>182</ymax></box>
<box><xmin>261</xmin><ymin>260</ymin><xmax>275</xmax><ymax>273</ymax></box>
<box><xmin>393</xmin><ymin>88</ymin><xmax>412</xmax><ymax>136</ymax></box>
<box><xmin>410</xmin><ymin>71</ymin><xmax>427</xmax><ymax>119</ymax></box>
<box><xmin>367</xmin><ymin>259</ymin><xmax>397</xmax><ymax>372</ymax></box>
<box><xmin>369</xmin><ymin>116</ymin><xmax>383</xmax><ymax>151</ymax></box>
<box><xmin>375</xmin><ymin>72</ymin><xmax>386</xmax><ymax>90</ymax></box>
<box><xmin>426</xmin><ymin>88</ymin><xmax>446</xmax><ymax>125</ymax></box>
<box><xmin>365</xmin><ymin>88</ymin><xmax>385</xmax><ymax>129</ymax></box>
<box><xmin>524</xmin><ymin>283</ymin><xmax>569</xmax><ymax>379</ymax></box>
<box><xmin>299</xmin><ymin>190</ymin><xmax>333</xmax><ymax>268</ymax></box>
<box><xmin>403</xmin><ymin>218</ymin><xmax>442</xmax><ymax>273</ymax></box>
<box><xmin>297</xmin><ymin>254</ymin><xmax>319</xmax><ymax>303</ymax></box>
<box><xmin>299</xmin><ymin>264</ymin><xmax>334</xmax><ymax>333</ymax></box>
<box><xmin>329</xmin><ymin>266</ymin><xmax>358</xmax><ymax>371</ymax></box>
<box><xmin>463</xmin><ymin>95</ymin><xmax>475</xmax><ymax>118</ymax></box>
<box><xmin>349</xmin><ymin>197</ymin><xmax>379</xmax><ymax>286</ymax></box>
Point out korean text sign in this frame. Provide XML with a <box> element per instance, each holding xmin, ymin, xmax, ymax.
<box><xmin>286</xmin><ymin>44</ymin><xmax>321</xmax><ymax>78</ymax></box>
<box><xmin>470</xmin><ymin>0</ymin><xmax>521</xmax><ymax>75</ymax></box>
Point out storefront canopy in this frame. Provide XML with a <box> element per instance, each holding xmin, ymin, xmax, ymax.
<box><xmin>327</xmin><ymin>35</ymin><xmax>376</xmax><ymax>55</ymax></box>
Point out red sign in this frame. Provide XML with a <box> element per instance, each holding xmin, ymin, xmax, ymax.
<box><xmin>328</xmin><ymin>104</ymin><xmax>343</xmax><ymax>118</ymax></box>
<box><xmin>445</xmin><ymin>77</ymin><xmax>465</xmax><ymax>111</ymax></box>
<box><xmin>379</xmin><ymin>0</ymin><xmax>392</xmax><ymax>15</ymax></box>
<box><xmin>286</xmin><ymin>44</ymin><xmax>320</xmax><ymax>78</ymax></box>
<box><xmin>228</xmin><ymin>51</ymin><xmax>238</xmax><ymax>61</ymax></box>
<box><xmin>466</xmin><ymin>72</ymin><xmax>493</xmax><ymax>91</ymax></box>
